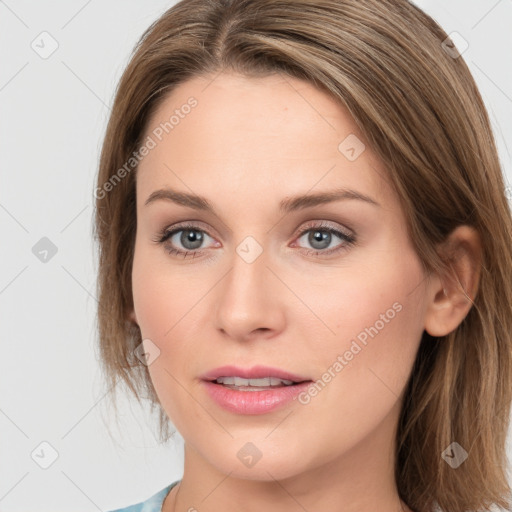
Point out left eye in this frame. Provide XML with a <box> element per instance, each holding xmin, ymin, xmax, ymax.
<box><xmin>295</xmin><ymin>226</ymin><xmax>355</xmax><ymax>253</ymax></box>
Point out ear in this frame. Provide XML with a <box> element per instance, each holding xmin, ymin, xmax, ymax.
<box><xmin>424</xmin><ymin>225</ymin><xmax>482</xmax><ymax>337</ymax></box>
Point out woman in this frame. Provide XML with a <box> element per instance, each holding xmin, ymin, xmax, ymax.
<box><xmin>94</xmin><ymin>0</ymin><xmax>512</xmax><ymax>511</ymax></box>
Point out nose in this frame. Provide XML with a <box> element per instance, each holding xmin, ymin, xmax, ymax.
<box><xmin>214</xmin><ymin>242</ymin><xmax>286</xmax><ymax>342</ymax></box>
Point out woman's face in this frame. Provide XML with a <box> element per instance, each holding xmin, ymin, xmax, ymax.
<box><xmin>130</xmin><ymin>72</ymin><xmax>430</xmax><ymax>481</ymax></box>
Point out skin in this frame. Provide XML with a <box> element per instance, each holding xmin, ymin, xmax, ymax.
<box><xmin>128</xmin><ymin>72</ymin><xmax>481</xmax><ymax>512</ymax></box>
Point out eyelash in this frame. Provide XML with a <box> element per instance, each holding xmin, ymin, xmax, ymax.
<box><xmin>151</xmin><ymin>221</ymin><xmax>356</xmax><ymax>259</ymax></box>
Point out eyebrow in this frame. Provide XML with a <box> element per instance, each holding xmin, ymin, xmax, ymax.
<box><xmin>144</xmin><ymin>186</ymin><xmax>380</xmax><ymax>213</ymax></box>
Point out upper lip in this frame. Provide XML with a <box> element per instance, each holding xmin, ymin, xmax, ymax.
<box><xmin>200</xmin><ymin>365</ymin><xmax>312</xmax><ymax>383</ymax></box>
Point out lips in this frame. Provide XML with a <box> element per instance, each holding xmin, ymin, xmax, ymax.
<box><xmin>200</xmin><ymin>365</ymin><xmax>314</xmax><ymax>414</ymax></box>
<box><xmin>202</xmin><ymin>379</ymin><xmax>313</xmax><ymax>414</ymax></box>
<box><xmin>200</xmin><ymin>364</ymin><xmax>311</xmax><ymax>383</ymax></box>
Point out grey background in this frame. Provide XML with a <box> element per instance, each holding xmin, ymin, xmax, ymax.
<box><xmin>1</xmin><ymin>1</ymin><xmax>511</xmax><ymax>510</ymax></box>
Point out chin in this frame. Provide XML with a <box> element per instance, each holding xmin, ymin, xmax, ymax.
<box><xmin>200</xmin><ymin>438</ymin><xmax>314</xmax><ymax>482</ymax></box>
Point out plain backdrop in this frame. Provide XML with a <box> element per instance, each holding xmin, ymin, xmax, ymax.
<box><xmin>1</xmin><ymin>1</ymin><xmax>511</xmax><ymax>511</ymax></box>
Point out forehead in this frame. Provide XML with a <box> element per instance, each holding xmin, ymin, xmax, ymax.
<box><xmin>136</xmin><ymin>72</ymin><xmax>393</xmax><ymax>211</ymax></box>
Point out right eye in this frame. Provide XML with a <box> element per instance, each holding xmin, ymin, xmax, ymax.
<box><xmin>153</xmin><ymin>223</ymin><xmax>218</xmax><ymax>258</ymax></box>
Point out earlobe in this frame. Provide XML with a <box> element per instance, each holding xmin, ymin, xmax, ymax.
<box><xmin>424</xmin><ymin>225</ymin><xmax>482</xmax><ymax>337</ymax></box>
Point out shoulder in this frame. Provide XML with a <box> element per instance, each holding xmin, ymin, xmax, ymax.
<box><xmin>107</xmin><ymin>480</ymin><xmax>180</xmax><ymax>512</ymax></box>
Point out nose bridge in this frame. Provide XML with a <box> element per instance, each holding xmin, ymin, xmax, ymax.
<box><xmin>214</xmin><ymin>235</ymin><xmax>283</xmax><ymax>337</ymax></box>
<box><xmin>223</xmin><ymin>236</ymin><xmax>270</xmax><ymax>307</ymax></box>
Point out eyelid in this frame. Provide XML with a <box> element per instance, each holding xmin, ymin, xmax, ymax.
<box><xmin>294</xmin><ymin>219</ymin><xmax>353</xmax><ymax>238</ymax></box>
<box><xmin>160</xmin><ymin>220</ymin><xmax>219</xmax><ymax>240</ymax></box>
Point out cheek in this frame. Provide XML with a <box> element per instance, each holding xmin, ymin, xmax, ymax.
<box><xmin>295</xmin><ymin>252</ymin><xmax>426</xmax><ymax>441</ymax></box>
<box><xmin>131</xmin><ymin>243</ymin><xmax>209</xmax><ymax>400</ymax></box>
<box><xmin>325</xmin><ymin>260</ymin><xmax>425</xmax><ymax>375</ymax></box>
<box><xmin>306</xmin><ymin>251</ymin><xmax>425</xmax><ymax>346</ymax></box>
<box><xmin>131</xmin><ymin>243</ymin><xmax>192</xmax><ymax>339</ymax></box>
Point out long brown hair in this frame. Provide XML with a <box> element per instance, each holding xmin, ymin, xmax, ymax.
<box><xmin>93</xmin><ymin>1</ymin><xmax>512</xmax><ymax>510</ymax></box>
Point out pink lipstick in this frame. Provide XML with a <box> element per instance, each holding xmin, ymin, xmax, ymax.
<box><xmin>200</xmin><ymin>365</ymin><xmax>313</xmax><ymax>414</ymax></box>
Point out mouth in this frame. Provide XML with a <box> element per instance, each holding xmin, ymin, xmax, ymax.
<box><xmin>200</xmin><ymin>365</ymin><xmax>313</xmax><ymax>392</ymax></box>
<box><xmin>201</xmin><ymin>374</ymin><xmax>315</xmax><ymax>414</ymax></box>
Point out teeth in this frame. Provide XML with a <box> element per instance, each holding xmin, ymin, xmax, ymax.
<box><xmin>215</xmin><ymin>376</ymin><xmax>295</xmax><ymax>386</ymax></box>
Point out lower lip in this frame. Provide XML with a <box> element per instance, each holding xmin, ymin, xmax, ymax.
<box><xmin>201</xmin><ymin>380</ymin><xmax>313</xmax><ymax>414</ymax></box>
